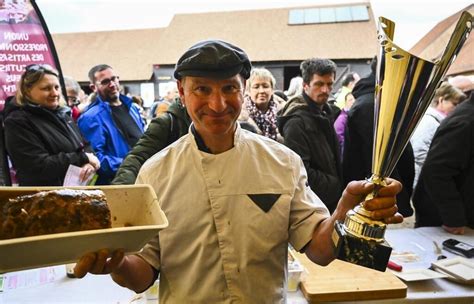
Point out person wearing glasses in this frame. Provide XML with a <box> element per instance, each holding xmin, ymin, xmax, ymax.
<box><xmin>3</xmin><ymin>64</ymin><xmax>100</xmax><ymax>186</ymax></box>
<box><xmin>64</xmin><ymin>75</ymin><xmax>86</xmax><ymax>122</ymax></box>
<box><xmin>410</xmin><ymin>82</ymin><xmax>466</xmax><ymax>189</ymax></box>
<box><xmin>78</xmin><ymin>64</ymin><xmax>145</xmax><ymax>185</ymax></box>
<box><xmin>413</xmin><ymin>81</ymin><xmax>473</xmax><ymax>234</ymax></box>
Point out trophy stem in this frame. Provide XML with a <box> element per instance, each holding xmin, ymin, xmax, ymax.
<box><xmin>343</xmin><ymin>174</ymin><xmax>387</xmax><ymax>242</ymax></box>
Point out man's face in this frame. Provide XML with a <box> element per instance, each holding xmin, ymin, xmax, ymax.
<box><xmin>178</xmin><ymin>75</ymin><xmax>244</xmax><ymax>141</ymax></box>
<box><xmin>303</xmin><ymin>73</ymin><xmax>334</xmax><ymax>106</ymax></box>
<box><xmin>91</xmin><ymin>68</ymin><xmax>120</xmax><ymax>101</ymax></box>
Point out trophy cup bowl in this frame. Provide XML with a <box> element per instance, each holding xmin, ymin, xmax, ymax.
<box><xmin>333</xmin><ymin>12</ymin><xmax>473</xmax><ymax>271</ymax></box>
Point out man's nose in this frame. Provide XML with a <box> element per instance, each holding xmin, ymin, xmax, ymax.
<box><xmin>208</xmin><ymin>91</ymin><xmax>226</xmax><ymax>112</ymax></box>
<box><xmin>321</xmin><ymin>84</ymin><xmax>330</xmax><ymax>93</ymax></box>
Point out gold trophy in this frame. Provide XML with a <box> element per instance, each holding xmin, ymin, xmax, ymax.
<box><xmin>333</xmin><ymin>12</ymin><xmax>473</xmax><ymax>271</ymax></box>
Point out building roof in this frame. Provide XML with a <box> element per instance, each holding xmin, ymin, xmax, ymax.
<box><xmin>410</xmin><ymin>4</ymin><xmax>474</xmax><ymax>76</ymax></box>
<box><xmin>52</xmin><ymin>28</ymin><xmax>164</xmax><ymax>82</ymax></box>
<box><xmin>52</xmin><ymin>2</ymin><xmax>378</xmax><ymax>82</ymax></box>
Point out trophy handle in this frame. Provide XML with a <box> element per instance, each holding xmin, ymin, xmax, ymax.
<box><xmin>378</xmin><ymin>17</ymin><xmax>395</xmax><ymax>41</ymax></box>
<box><xmin>434</xmin><ymin>11</ymin><xmax>473</xmax><ymax>78</ymax></box>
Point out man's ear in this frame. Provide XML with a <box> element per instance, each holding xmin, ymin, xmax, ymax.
<box><xmin>177</xmin><ymin>80</ymin><xmax>186</xmax><ymax>105</ymax></box>
<box><xmin>89</xmin><ymin>83</ymin><xmax>97</xmax><ymax>93</ymax></box>
<box><xmin>302</xmin><ymin>82</ymin><xmax>309</xmax><ymax>93</ymax></box>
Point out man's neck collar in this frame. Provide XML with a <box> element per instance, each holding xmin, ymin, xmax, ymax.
<box><xmin>191</xmin><ymin>124</ymin><xmax>236</xmax><ymax>154</ymax></box>
<box><xmin>191</xmin><ymin>125</ymin><xmax>212</xmax><ymax>153</ymax></box>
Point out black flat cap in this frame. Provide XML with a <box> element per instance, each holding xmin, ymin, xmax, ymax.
<box><xmin>174</xmin><ymin>39</ymin><xmax>252</xmax><ymax>80</ymax></box>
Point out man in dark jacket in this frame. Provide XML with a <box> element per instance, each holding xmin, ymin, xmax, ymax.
<box><xmin>413</xmin><ymin>89</ymin><xmax>474</xmax><ymax>234</ymax></box>
<box><xmin>343</xmin><ymin>58</ymin><xmax>415</xmax><ymax>217</ymax></box>
<box><xmin>112</xmin><ymin>99</ymin><xmax>191</xmax><ymax>185</ymax></box>
<box><xmin>278</xmin><ymin>58</ymin><xmax>342</xmax><ymax>213</ymax></box>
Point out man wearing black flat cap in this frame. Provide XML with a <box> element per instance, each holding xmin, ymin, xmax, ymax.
<box><xmin>74</xmin><ymin>39</ymin><xmax>403</xmax><ymax>303</ymax></box>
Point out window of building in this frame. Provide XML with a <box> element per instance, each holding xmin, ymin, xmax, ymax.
<box><xmin>288</xmin><ymin>9</ymin><xmax>304</xmax><ymax>24</ymax></box>
<box><xmin>288</xmin><ymin>5</ymin><xmax>369</xmax><ymax>25</ymax></box>
<box><xmin>351</xmin><ymin>5</ymin><xmax>370</xmax><ymax>21</ymax></box>
<box><xmin>320</xmin><ymin>7</ymin><xmax>336</xmax><ymax>23</ymax></box>
<box><xmin>304</xmin><ymin>8</ymin><xmax>320</xmax><ymax>24</ymax></box>
<box><xmin>335</xmin><ymin>7</ymin><xmax>352</xmax><ymax>22</ymax></box>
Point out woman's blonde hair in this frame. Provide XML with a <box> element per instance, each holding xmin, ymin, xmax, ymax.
<box><xmin>247</xmin><ymin>68</ymin><xmax>276</xmax><ymax>91</ymax></box>
<box><xmin>431</xmin><ymin>81</ymin><xmax>466</xmax><ymax>106</ymax></box>
<box><xmin>15</xmin><ymin>64</ymin><xmax>65</xmax><ymax>106</ymax></box>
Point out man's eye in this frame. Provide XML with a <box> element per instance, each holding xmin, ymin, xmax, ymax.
<box><xmin>194</xmin><ymin>86</ymin><xmax>211</xmax><ymax>95</ymax></box>
<box><xmin>223</xmin><ymin>85</ymin><xmax>240</xmax><ymax>94</ymax></box>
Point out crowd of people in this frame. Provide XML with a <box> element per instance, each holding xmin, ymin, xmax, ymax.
<box><xmin>1</xmin><ymin>38</ymin><xmax>472</xmax><ymax>302</ymax></box>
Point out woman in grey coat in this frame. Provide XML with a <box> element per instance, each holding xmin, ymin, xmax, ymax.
<box><xmin>410</xmin><ymin>82</ymin><xmax>466</xmax><ymax>188</ymax></box>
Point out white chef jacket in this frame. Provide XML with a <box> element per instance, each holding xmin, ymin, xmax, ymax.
<box><xmin>136</xmin><ymin>124</ymin><xmax>330</xmax><ymax>303</ymax></box>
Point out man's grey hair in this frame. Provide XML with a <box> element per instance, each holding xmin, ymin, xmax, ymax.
<box><xmin>64</xmin><ymin>76</ymin><xmax>81</xmax><ymax>93</ymax></box>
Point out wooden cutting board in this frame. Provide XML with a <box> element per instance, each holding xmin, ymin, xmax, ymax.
<box><xmin>295</xmin><ymin>253</ymin><xmax>407</xmax><ymax>302</ymax></box>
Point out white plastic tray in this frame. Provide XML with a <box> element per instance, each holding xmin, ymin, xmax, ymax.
<box><xmin>392</xmin><ymin>268</ymin><xmax>448</xmax><ymax>282</ymax></box>
<box><xmin>0</xmin><ymin>185</ymin><xmax>168</xmax><ymax>274</ymax></box>
<box><xmin>431</xmin><ymin>257</ymin><xmax>474</xmax><ymax>283</ymax></box>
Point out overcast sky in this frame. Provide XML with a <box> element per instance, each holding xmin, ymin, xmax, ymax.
<box><xmin>35</xmin><ymin>0</ymin><xmax>473</xmax><ymax>50</ymax></box>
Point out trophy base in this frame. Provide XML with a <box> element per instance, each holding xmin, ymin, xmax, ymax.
<box><xmin>333</xmin><ymin>221</ymin><xmax>392</xmax><ymax>272</ymax></box>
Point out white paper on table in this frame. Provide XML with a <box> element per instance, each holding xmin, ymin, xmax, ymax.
<box><xmin>1</xmin><ymin>266</ymin><xmax>60</xmax><ymax>291</ymax></box>
<box><xmin>63</xmin><ymin>164</ymin><xmax>93</xmax><ymax>186</ymax></box>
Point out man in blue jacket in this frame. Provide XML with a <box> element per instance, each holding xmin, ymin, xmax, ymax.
<box><xmin>78</xmin><ymin>64</ymin><xmax>144</xmax><ymax>184</ymax></box>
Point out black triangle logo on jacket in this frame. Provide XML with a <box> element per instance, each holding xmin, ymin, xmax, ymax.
<box><xmin>248</xmin><ymin>194</ymin><xmax>281</xmax><ymax>212</ymax></box>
